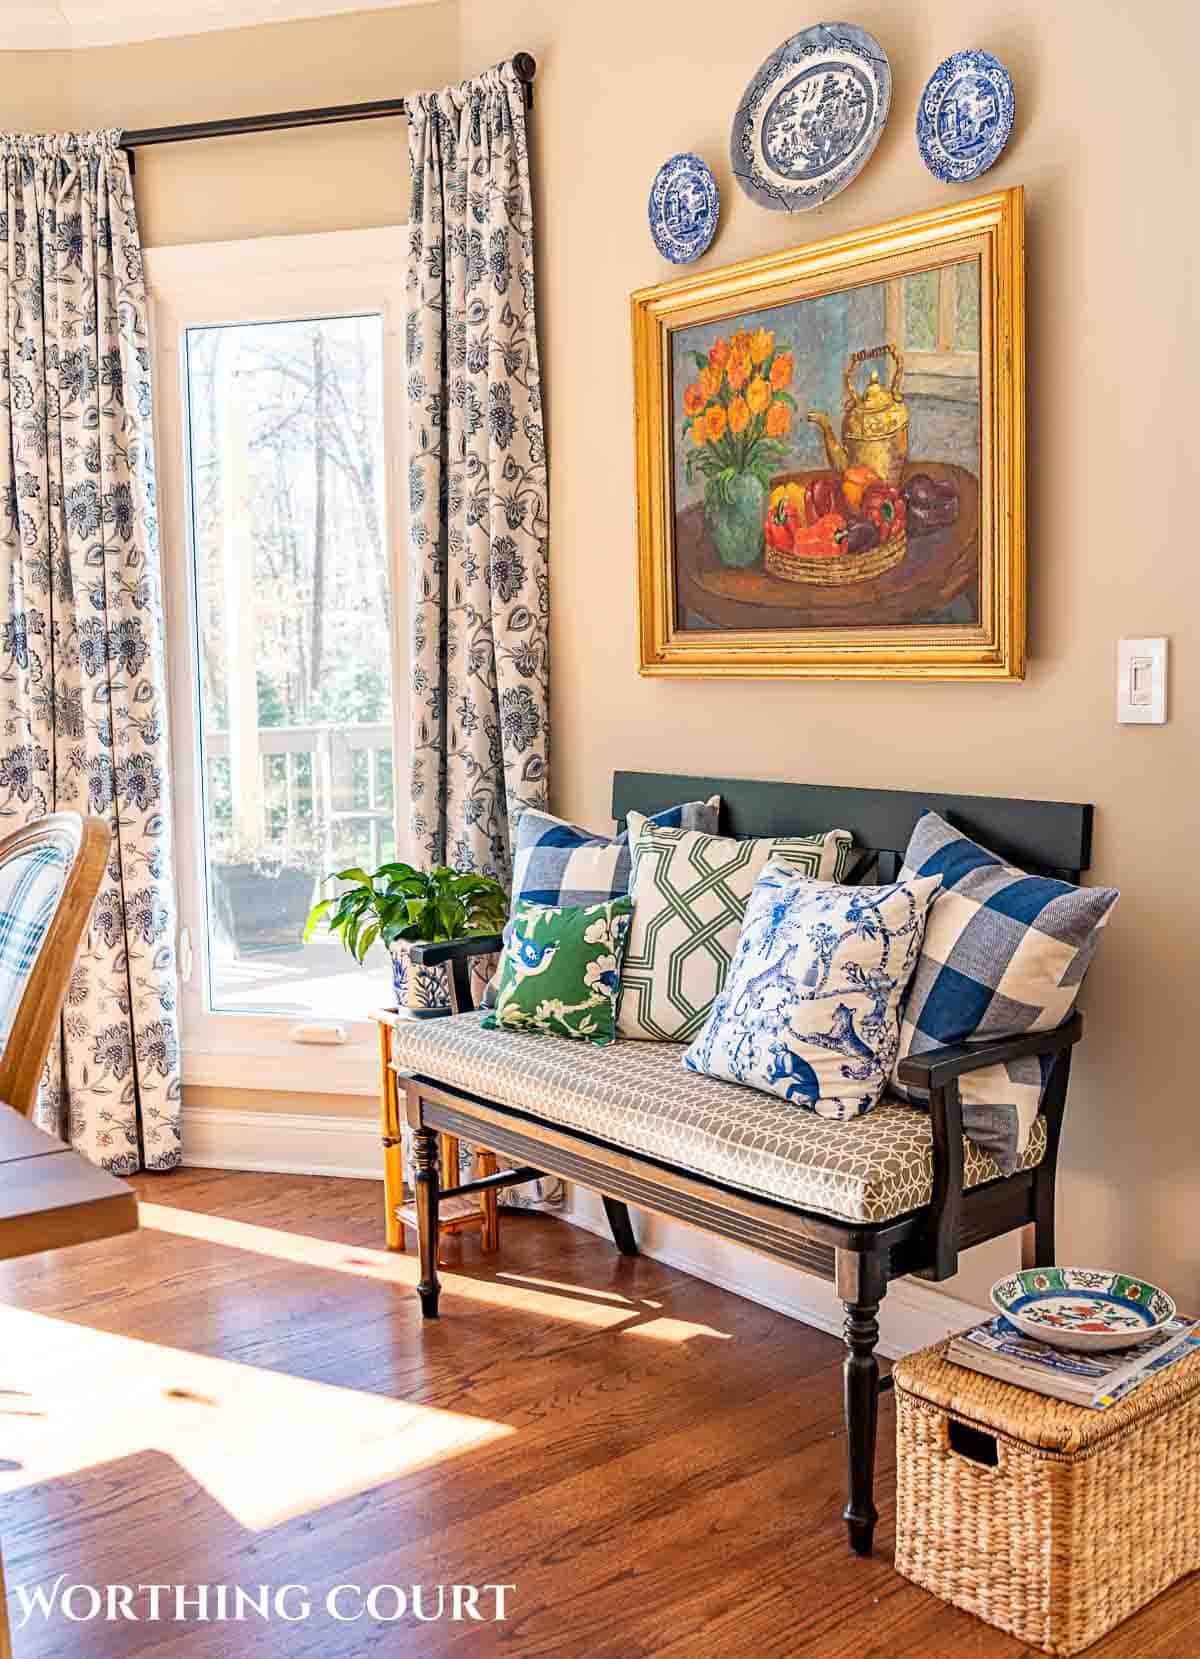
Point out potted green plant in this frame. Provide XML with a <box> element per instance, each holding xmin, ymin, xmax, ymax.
<box><xmin>305</xmin><ymin>861</ymin><xmax>509</xmax><ymax>1017</ymax></box>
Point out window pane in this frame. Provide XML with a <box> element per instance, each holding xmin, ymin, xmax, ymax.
<box><xmin>184</xmin><ymin>315</ymin><xmax>393</xmax><ymax>1019</ymax></box>
<box><xmin>954</xmin><ymin>259</ymin><xmax>981</xmax><ymax>352</ymax></box>
<box><xmin>903</xmin><ymin>270</ymin><xmax>938</xmax><ymax>351</ymax></box>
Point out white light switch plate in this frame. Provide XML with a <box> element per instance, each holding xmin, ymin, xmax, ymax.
<box><xmin>1117</xmin><ymin>637</ymin><xmax>1167</xmax><ymax>724</ymax></box>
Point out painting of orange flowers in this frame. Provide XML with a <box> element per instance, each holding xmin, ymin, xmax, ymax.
<box><xmin>682</xmin><ymin>324</ymin><xmax>796</xmax><ymax>567</ymax></box>
<box><xmin>632</xmin><ymin>189</ymin><xmax>1026</xmax><ymax>679</ymax></box>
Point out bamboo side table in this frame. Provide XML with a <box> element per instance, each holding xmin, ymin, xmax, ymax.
<box><xmin>375</xmin><ymin>1010</ymin><xmax>499</xmax><ymax>1255</ymax></box>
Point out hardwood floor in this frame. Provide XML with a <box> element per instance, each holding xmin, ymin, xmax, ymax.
<box><xmin>0</xmin><ymin>1168</ymin><xmax>1194</xmax><ymax>1657</ymax></box>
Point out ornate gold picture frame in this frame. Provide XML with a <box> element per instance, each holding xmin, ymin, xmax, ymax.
<box><xmin>632</xmin><ymin>187</ymin><xmax>1025</xmax><ymax>679</ymax></box>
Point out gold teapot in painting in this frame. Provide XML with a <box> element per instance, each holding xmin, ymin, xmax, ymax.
<box><xmin>808</xmin><ymin>342</ymin><xmax>909</xmax><ymax>488</ymax></box>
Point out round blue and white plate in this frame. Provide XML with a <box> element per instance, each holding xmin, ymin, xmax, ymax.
<box><xmin>648</xmin><ymin>153</ymin><xmax>720</xmax><ymax>264</ymax></box>
<box><xmin>990</xmin><ymin>1268</ymin><xmax>1177</xmax><ymax>1353</ymax></box>
<box><xmin>917</xmin><ymin>49</ymin><xmax>1015</xmax><ymax>183</ymax></box>
<box><xmin>730</xmin><ymin>22</ymin><xmax>891</xmax><ymax>212</ymax></box>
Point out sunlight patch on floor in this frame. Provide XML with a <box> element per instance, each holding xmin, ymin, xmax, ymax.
<box><xmin>139</xmin><ymin>1204</ymin><xmax>733</xmax><ymax>1341</ymax></box>
<box><xmin>0</xmin><ymin>1304</ymin><xmax>512</xmax><ymax>1531</ymax></box>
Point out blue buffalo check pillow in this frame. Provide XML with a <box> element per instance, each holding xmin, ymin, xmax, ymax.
<box><xmin>482</xmin><ymin>797</ymin><xmax>720</xmax><ymax>1006</ymax></box>
<box><xmin>893</xmin><ymin>812</ymin><xmax>1119</xmax><ymax>1174</ymax></box>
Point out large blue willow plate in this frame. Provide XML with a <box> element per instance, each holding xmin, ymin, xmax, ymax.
<box><xmin>648</xmin><ymin>152</ymin><xmax>720</xmax><ymax>264</ymax></box>
<box><xmin>730</xmin><ymin>22</ymin><xmax>891</xmax><ymax>212</ymax></box>
<box><xmin>917</xmin><ymin>49</ymin><xmax>1015</xmax><ymax>183</ymax></box>
<box><xmin>990</xmin><ymin>1268</ymin><xmax>1176</xmax><ymax>1353</ymax></box>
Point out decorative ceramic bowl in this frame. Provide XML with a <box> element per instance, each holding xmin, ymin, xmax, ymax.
<box><xmin>730</xmin><ymin>22</ymin><xmax>891</xmax><ymax>211</ymax></box>
<box><xmin>648</xmin><ymin>152</ymin><xmax>719</xmax><ymax>264</ymax></box>
<box><xmin>990</xmin><ymin>1268</ymin><xmax>1177</xmax><ymax>1353</ymax></box>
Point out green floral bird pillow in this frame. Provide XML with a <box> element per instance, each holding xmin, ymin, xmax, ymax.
<box><xmin>482</xmin><ymin>897</ymin><xmax>634</xmax><ymax>1045</ymax></box>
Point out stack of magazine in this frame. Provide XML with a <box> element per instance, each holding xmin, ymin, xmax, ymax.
<box><xmin>946</xmin><ymin>1314</ymin><xmax>1199</xmax><ymax>1410</ymax></box>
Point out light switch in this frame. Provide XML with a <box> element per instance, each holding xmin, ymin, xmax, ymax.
<box><xmin>1117</xmin><ymin>637</ymin><xmax>1167</xmax><ymax>724</ymax></box>
<box><xmin>1129</xmin><ymin>657</ymin><xmax>1153</xmax><ymax>706</ymax></box>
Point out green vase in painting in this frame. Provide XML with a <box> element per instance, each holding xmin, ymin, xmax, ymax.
<box><xmin>704</xmin><ymin>471</ymin><xmax>766</xmax><ymax>568</ymax></box>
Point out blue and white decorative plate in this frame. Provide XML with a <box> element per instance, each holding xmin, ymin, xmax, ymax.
<box><xmin>991</xmin><ymin>1268</ymin><xmax>1177</xmax><ymax>1354</ymax></box>
<box><xmin>730</xmin><ymin>22</ymin><xmax>891</xmax><ymax>212</ymax></box>
<box><xmin>648</xmin><ymin>153</ymin><xmax>720</xmax><ymax>264</ymax></box>
<box><xmin>917</xmin><ymin>49</ymin><xmax>1015</xmax><ymax>183</ymax></box>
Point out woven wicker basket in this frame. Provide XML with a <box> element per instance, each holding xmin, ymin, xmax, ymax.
<box><xmin>764</xmin><ymin>528</ymin><xmax>906</xmax><ymax>585</ymax></box>
<box><xmin>893</xmin><ymin>1339</ymin><xmax>1200</xmax><ymax>1655</ymax></box>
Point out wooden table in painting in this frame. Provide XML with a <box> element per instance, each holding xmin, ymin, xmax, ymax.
<box><xmin>0</xmin><ymin>1106</ymin><xmax>138</xmax><ymax>1657</ymax></box>
<box><xmin>676</xmin><ymin>462</ymin><xmax>979</xmax><ymax>632</ymax></box>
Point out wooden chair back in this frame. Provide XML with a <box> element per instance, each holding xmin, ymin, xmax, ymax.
<box><xmin>0</xmin><ymin>813</ymin><xmax>111</xmax><ymax>1118</ymax></box>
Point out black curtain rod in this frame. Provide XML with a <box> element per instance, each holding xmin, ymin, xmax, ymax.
<box><xmin>119</xmin><ymin>51</ymin><xmax>535</xmax><ymax>153</ymax></box>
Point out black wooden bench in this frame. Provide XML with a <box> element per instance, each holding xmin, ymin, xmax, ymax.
<box><xmin>396</xmin><ymin>773</ymin><xmax>1091</xmax><ymax>1555</ymax></box>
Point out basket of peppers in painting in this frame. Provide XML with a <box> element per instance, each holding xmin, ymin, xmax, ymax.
<box><xmin>762</xmin><ymin>467</ymin><xmax>959</xmax><ymax>586</ymax></box>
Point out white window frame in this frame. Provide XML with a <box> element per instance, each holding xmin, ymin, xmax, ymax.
<box><xmin>147</xmin><ymin>228</ymin><xmax>409</xmax><ymax>1095</ymax></box>
<box><xmin>885</xmin><ymin>260</ymin><xmax>979</xmax><ymax>401</ymax></box>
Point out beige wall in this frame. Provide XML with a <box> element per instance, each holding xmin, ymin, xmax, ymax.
<box><xmin>462</xmin><ymin>0</ymin><xmax>1199</xmax><ymax>1305</ymax></box>
<box><xmin>2</xmin><ymin>4</ymin><xmax>460</xmax><ymax>246</ymax></box>
<box><xmin>6</xmin><ymin>2</ymin><xmax>1198</xmax><ymax>1304</ymax></box>
<box><xmin>0</xmin><ymin>53</ymin><xmax>72</xmax><ymax>126</ymax></box>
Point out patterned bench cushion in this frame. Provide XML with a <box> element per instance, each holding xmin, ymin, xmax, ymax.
<box><xmin>389</xmin><ymin>1012</ymin><xmax>1046</xmax><ymax>1225</ymax></box>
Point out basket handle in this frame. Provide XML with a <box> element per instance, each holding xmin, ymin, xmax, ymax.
<box><xmin>947</xmin><ymin>1418</ymin><xmax>999</xmax><ymax>1469</ymax></box>
<box><xmin>843</xmin><ymin>341</ymin><xmax>904</xmax><ymax>410</ymax></box>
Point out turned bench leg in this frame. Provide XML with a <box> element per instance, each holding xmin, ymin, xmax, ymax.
<box><xmin>413</xmin><ymin>1125</ymin><xmax>442</xmax><ymax>1319</ymax></box>
<box><xmin>836</xmin><ymin>1248</ymin><xmax>887</xmax><ymax>1557</ymax></box>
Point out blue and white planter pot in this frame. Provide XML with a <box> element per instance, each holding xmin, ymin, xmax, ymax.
<box><xmin>389</xmin><ymin>940</ymin><xmax>451</xmax><ymax>1019</ymax></box>
<box><xmin>648</xmin><ymin>152</ymin><xmax>720</xmax><ymax>263</ymax></box>
<box><xmin>916</xmin><ymin>49</ymin><xmax>1015</xmax><ymax>183</ymax></box>
<box><xmin>730</xmin><ymin>22</ymin><xmax>892</xmax><ymax>211</ymax></box>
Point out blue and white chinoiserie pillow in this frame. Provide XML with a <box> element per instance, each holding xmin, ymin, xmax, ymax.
<box><xmin>481</xmin><ymin>797</ymin><xmax>721</xmax><ymax>1006</ymax></box>
<box><xmin>684</xmin><ymin>864</ymin><xmax>943</xmax><ymax>1120</ymax></box>
<box><xmin>892</xmin><ymin>811</ymin><xmax>1120</xmax><ymax>1175</ymax></box>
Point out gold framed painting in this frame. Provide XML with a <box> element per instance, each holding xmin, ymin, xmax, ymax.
<box><xmin>632</xmin><ymin>186</ymin><xmax>1025</xmax><ymax>679</ymax></box>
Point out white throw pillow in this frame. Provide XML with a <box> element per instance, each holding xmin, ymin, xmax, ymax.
<box><xmin>684</xmin><ymin>862</ymin><xmax>943</xmax><ymax>1119</ymax></box>
<box><xmin>616</xmin><ymin>818</ymin><xmax>852</xmax><ymax>1042</ymax></box>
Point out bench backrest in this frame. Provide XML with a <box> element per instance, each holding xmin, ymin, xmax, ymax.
<box><xmin>611</xmin><ymin>772</ymin><xmax>1092</xmax><ymax>884</ymax></box>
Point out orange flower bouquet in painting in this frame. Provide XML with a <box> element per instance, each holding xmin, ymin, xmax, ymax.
<box><xmin>682</xmin><ymin>327</ymin><xmax>795</xmax><ymax>567</ymax></box>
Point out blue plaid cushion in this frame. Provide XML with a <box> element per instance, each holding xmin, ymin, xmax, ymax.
<box><xmin>482</xmin><ymin>798</ymin><xmax>720</xmax><ymax>1006</ymax></box>
<box><xmin>0</xmin><ymin>839</ymin><xmax>71</xmax><ymax>1053</ymax></box>
<box><xmin>893</xmin><ymin>811</ymin><xmax>1118</xmax><ymax>1174</ymax></box>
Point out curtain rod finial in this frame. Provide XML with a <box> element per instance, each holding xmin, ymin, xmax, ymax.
<box><xmin>513</xmin><ymin>52</ymin><xmax>537</xmax><ymax>83</ymax></box>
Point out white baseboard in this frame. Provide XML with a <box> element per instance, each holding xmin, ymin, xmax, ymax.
<box><xmin>181</xmin><ymin>1107</ymin><xmax>983</xmax><ymax>1356</ymax></box>
<box><xmin>563</xmin><ymin>1188</ymin><xmax>986</xmax><ymax>1361</ymax></box>
<box><xmin>182</xmin><ymin>1105</ymin><xmax>381</xmax><ymax>1180</ymax></box>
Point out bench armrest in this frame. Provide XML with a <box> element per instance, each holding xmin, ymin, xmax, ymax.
<box><xmin>406</xmin><ymin>934</ymin><xmax>504</xmax><ymax>967</ymax></box>
<box><xmin>407</xmin><ymin>933</ymin><xmax>504</xmax><ymax>1014</ymax></box>
<box><xmin>906</xmin><ymin>1014</ymin><xmax>1082</xmax><ymax>1284</ymax></box>
<box><xmin>896</xmin><ymin>1013</ymin><xmax>1083</xmax><ymax>1093</ymax></box>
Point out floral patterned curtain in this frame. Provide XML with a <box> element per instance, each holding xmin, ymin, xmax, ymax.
<box><xmin>0</xmin><ymin>131</ymin><xmax>180</xmax><ymax>1172</ymax></box>
<box><xmin>405</xmin><ymin>61</ymin><xmax>549</xmax><ymax>884</ymax></box>
<box><xmin>405</xmin><ymin>66</ymin><xmax>561</xmax><ymax>1210</ymax></box>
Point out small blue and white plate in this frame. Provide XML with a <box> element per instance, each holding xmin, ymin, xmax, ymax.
<box><xmin>917</xmin><ymin>49</ymin><xmax>1015</xmax><ymax>183</ymax></box>
<box><xmin>730</xmin><ymin>22</ymin><xmax>891</xmax><ymax>212</ymax></box>
<box><xmin>990</xmin><ymin>1268</ymin><xmax>1176</xmax><ymax>1353</ymax></box>
<box><xmin>648</xmin><ymin>153</ymin><xmax>720</xmax><ymax>264</ymax></box>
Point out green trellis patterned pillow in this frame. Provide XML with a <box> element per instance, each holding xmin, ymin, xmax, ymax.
<box><xmin>617</xmin><ymin>816</ymin><xmax>854</xmax><ymax>1042</ymax></box>
<box><xmin>482</xmin><ymin>898</ymin><xmax>634</xmax><ymax>1045</ymax></box>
